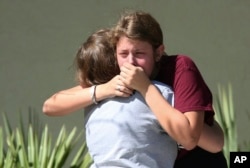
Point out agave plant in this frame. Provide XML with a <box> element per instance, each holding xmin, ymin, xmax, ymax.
<box><xmin>213</xmin><ymin>83</ymin><xmax>237</xmax><ymax>166</ymax></box>
<box><xmin>0</xmin><ymin>110</ymin><xmax>92</xmax><ymax>168</ymax></box>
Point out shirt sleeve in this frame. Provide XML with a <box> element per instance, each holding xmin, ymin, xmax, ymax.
<box><xmin>174</xmin><ymin>56</ymin><xmax>214</xmax><ymax>125</ymax></box>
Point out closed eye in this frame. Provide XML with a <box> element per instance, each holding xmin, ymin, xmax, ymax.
<box><xmin>135</xmin><ymin>52</ymin><xmax>145</xmax><ymax>57</ymax></box>
<box><xmin>118</xmin><ymin>52</ymin><xmax>128</xmax><ymax>58</ymax></box>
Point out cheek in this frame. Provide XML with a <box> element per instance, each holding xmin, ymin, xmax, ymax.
<box><xmin>116</xmin><ymin>56</ymin><xmax>125</xmax><ymax>68</ymax></box>
<box><xmin>140</xmin><ymin>59</ymin><xmax>155</xmax><ymax>76</ymax></box>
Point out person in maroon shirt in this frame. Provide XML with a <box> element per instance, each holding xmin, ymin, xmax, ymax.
<box><xmin>156</xmin><ymin>55</ymin><xmax>214</xmax><ymax>125</ymax></box>
<box><xmin>156</xmin><ymin>54</ymin><xmax>227</xmax><ymax>167</ymax></box>
<box><xmin>43</xmin><ymin>11</ymin><xmax>227</xmax><ymax>168</ymax></box>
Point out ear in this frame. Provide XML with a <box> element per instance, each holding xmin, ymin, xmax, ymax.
<box><xmin>155</xmin><ymin>44</ymin><xmax>164</xmax><ymax>62</ymax></box>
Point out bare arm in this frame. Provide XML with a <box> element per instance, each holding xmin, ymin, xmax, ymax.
<box><xmin>43</xmin><ymin>85</ymin><xmax>94</xmax><ymax>116</ymax></box>
<box><xmin>43</xmin><ymin>75</ymin><xmax>133</xmax><ymax>116</ymax></box>
<box><xmin>139</xmin><ymin>83</ymin><xmax>204</xmax><ymax>150</ymax></box>
<box><xmin>141</xmin><ymin>84</ymin><xmax>224</xmax><ymax>152</ymax></box>
<box><xmin>142</xmin><ymin>87</ymin><xmax>224</xmax><ymax>152</ymax></box>
<box><xmin>198</xmin><ymin>120</ymin><xmax>224</xmax><ymax>152</ymax></box>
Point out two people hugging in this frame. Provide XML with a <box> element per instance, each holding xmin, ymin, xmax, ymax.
<box><xmin>43</xmin><ymin>11</ymin><xmax>228</xmax><ymax>168</ymax></box>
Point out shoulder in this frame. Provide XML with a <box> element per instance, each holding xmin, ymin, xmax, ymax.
<box><xmin>176</xmin><ymin>55</ymin><xmax>194</xmax><ymax>63</ymax></box>
<box><xmin>152</xmin><ymin>81</ymin><xmax>172</xmax><ymax>92</ymax></box>
<box><xmin>174</xmin><ymin>55</ymin><xmax>198</xmax><ymax>71</ymax></box>
<box><xmin>159</xmin><ymin>54</ymin><xmax>198</xmax><ymax>71</ymax></box>
<box><xmin>151</xmin><ymin>80</ymin><xmax>174</xmax><ymax>103</ymax></box>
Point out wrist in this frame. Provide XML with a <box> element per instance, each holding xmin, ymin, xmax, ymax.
<box><xmin>137</xmin><ymin>81</ymin><xmax>152</xmax><ymax>96</ymax></box>
<box><xmin>95</xmin><ymin>84</ymin><xmax>112</xmax><ymax>102</ymax></box>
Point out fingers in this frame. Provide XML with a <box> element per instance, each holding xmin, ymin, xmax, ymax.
<box><xmin>119</xmin><ymin>67</ymin><xmax>128</xmax><ymax>82</ymax></box>
<box><xmin>119</xmin><ymin>66</ymin><xmax>134</xmax><ymax>85</ymax></box>
<box><xmin>110</xmin><ymin>75</ymin><xmax>134</xmax><ymax>97</ymax></box>
<box><xmin>119</xmin><ymin>72</ymin><xmax>127</xmax><ymax>84</ymax></box>
<box><xmin>120</xmin><ymin>63</ymin><xmax>144</xmax><ymax>84</ymax></box>
<box><xmin>115</xmin><ymin>84</ymin><xmax>133</xmax><ymax>96</ymax></box>
<box><xmin>116</xmin><ymin>85</ymin><xmax>121</xmax><ymax>91</ymax></box>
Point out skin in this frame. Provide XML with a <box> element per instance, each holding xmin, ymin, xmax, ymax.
<box><xmin>42</xmin><ymin>76</ymin><xmax>133</xmax><ymax>116</ymax></box>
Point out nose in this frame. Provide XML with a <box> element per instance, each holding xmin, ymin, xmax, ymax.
<box><xmin>128</xmin><ymin>53</ymin><xmax>136</xmax><ymax>65</ymax></box>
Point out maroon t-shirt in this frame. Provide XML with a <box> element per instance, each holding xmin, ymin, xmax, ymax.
<box><xmin>155</xmin><ymin>55</ymin><xmax>214</xmax><ymax>125</ymax></box>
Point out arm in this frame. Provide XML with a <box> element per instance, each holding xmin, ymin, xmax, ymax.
<box><xmin>43</xmin><ymin>75</ymin><xmax>133</xmax><ymax>116</ymax></box>
<box><xmin>140</xmin><ymin>83</ymin><xmax>204</xmax><ymax>150</ymax></box>
<box><xmin>120</xmin><ymin>63</ymin><xmax>224</xmax><ymax>151</ymax></box>
<box><xmin>134</xmin><ymin>83</ymin><xmax>223</xmax><ymax>152</ymax></box>
<box><xmin>198</xmin><ymin>120</ymin><xmax>224</xmax><ymax>152</ymax></box>
<box><xmin>135</xmin><ymin>84</ymin><xmax>223</xmax><ymax>152</ymax></box>
<box><xmin>169</xmin><ymin>56</ymin><xmax>224</xmax><ymax>152</ymax></box>
<box><xmin>43</xmin><ymin>85</ymin><xmax>95</xmax><ymax>116</ymax></box>
<box><xmin>120</xmin><ymin>64</ymin><xmax>203</xmax><ymax>150</ymax></box>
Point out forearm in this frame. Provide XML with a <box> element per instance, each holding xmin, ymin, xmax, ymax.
<box><xmin>140</xmin><ymin>84</ymin><xmax>204</xmax><ymax>150</ymax></box>
<box><xmin>144</xmin><ymin>83</ymin><xmax>224</xmax><ymax>152</ymax></box>
<box><xmin>42</xmin><ymin>84</ymin><xmax>111</xmax><ymax>116</ymax></box>
<box><xmin>43</xmin><ymin>75</ymin><xmax>133</xmax><ymax>116</ymax></box>
<box><xmin>198</xmin><ymin>120</ymin><xmax>224</xmax><ymax>152</ymax></box>
<box><xmin>43</xmin><ymin>86</ymin><xmax>91</xmax><ymax>116</ymax></box>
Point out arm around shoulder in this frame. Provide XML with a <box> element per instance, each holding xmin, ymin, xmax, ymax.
<box><xmin>42</xmin><ymin>85</ymin><xmax>91</xmax><ymax>116</ymax></box>
<box><xmin>138</xmin><ymin>83</ymin><xmax>204</xmax><ymax>150</ymax></box>
<box><xmin>42</xmin><ymin>75</ymin><xmax>133</xmax><ymax>116</ymax></box>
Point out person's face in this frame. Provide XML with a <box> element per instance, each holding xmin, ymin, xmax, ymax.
<box><xmin>116</xmin><ymin>36</ymin><xmax>161</xmax><ymax>77</ymax></box>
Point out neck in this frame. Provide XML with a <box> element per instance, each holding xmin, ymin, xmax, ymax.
<box><xmin>150</xmin><ymin>66</ymin><xmax>159</xmax><ymax>80</ymax></box>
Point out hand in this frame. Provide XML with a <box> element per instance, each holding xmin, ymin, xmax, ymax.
<box><xmin>119</xmin><ymin>63</ymin><xmax>151</xmax><ymax>93</ymax></box>
<box><xmin>103</xmin><ymin>75</ymin><xmax>134</xmax><ymax>98</ymax></box>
